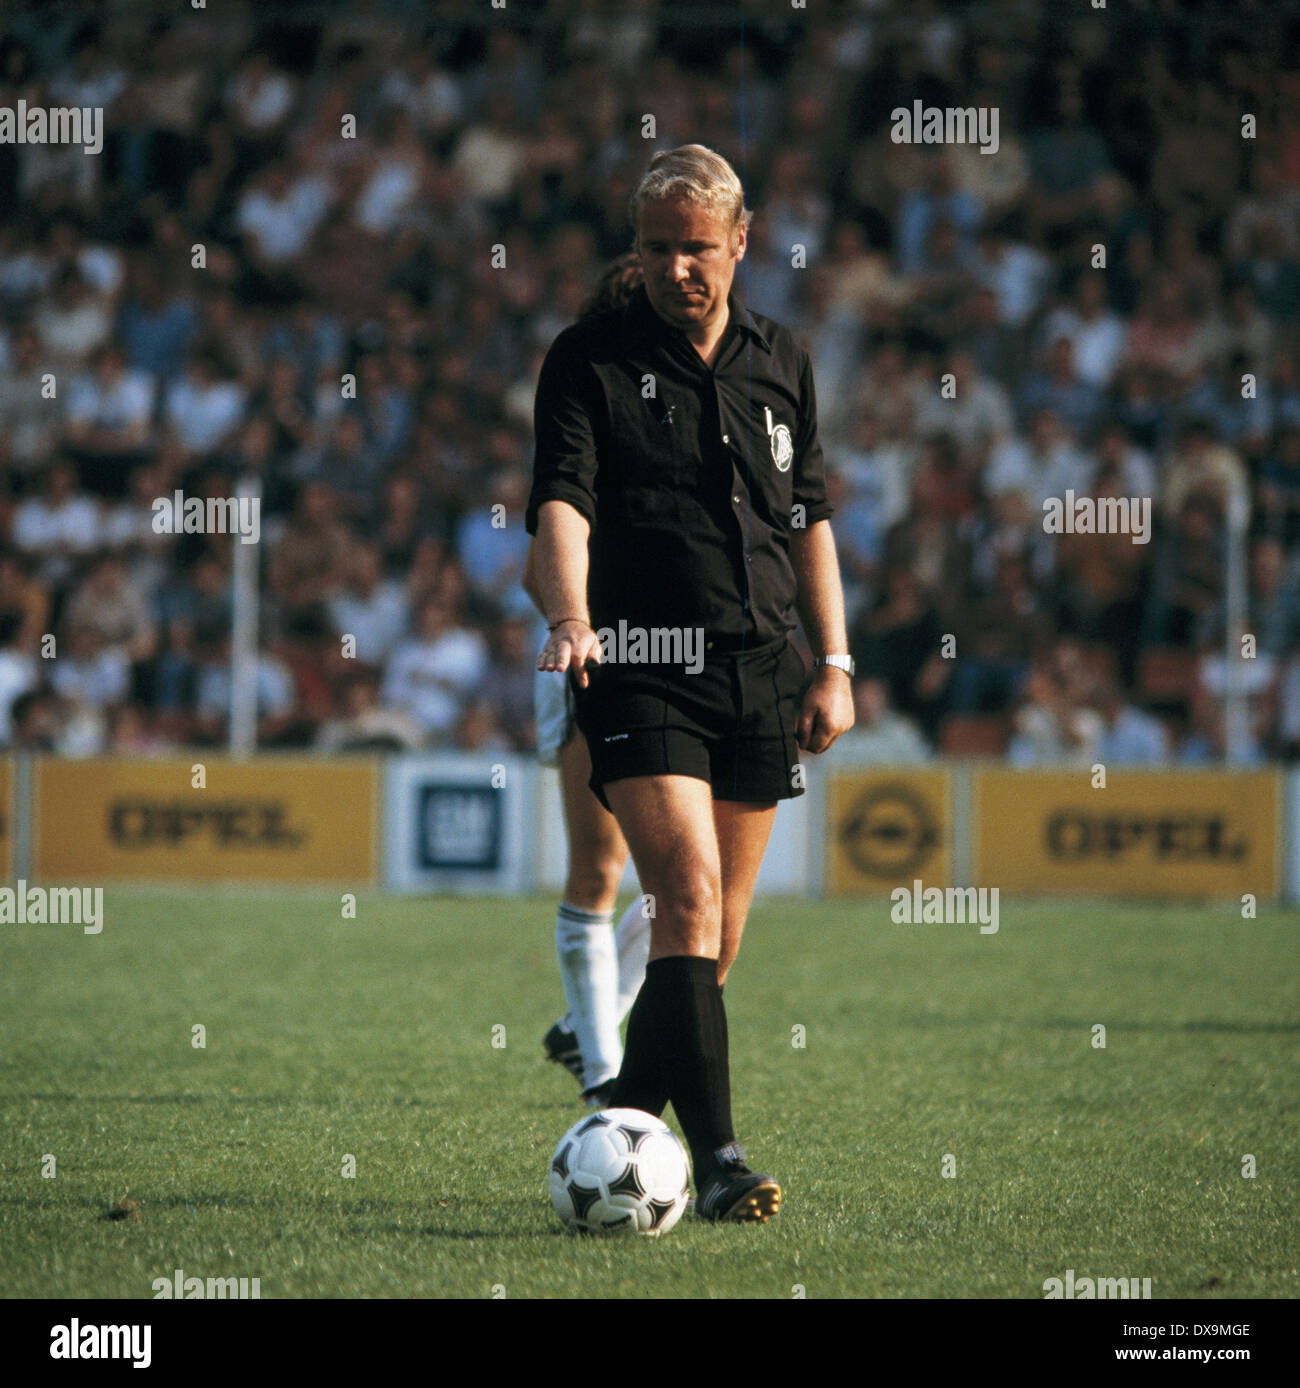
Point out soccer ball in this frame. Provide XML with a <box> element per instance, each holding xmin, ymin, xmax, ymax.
<box><xmin>549</xmin><ymin>1108</ymin><xmax>691</xmax><ymax>1236</ymax></box>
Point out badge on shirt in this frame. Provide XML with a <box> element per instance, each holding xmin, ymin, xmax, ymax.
<box><xmin>765</xmin><ymin>406</ymin><xmax>793</xmax><ymax>472</ymax></box>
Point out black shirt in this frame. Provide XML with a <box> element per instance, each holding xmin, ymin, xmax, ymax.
<box><xmin>526</xmin><ymin>281</ymin><xmax>833</xmax><ymax>648</ymax></box>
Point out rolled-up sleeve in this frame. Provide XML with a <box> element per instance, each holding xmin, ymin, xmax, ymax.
<box><xmin>792</xmin><ymin>349</ymin><xmax>834</xmax><ymax>527</ymax></box>
<box><xmin>526</xmin><ymin>329</ymin><xmax>599</xmax><ymax>535</ymax></box>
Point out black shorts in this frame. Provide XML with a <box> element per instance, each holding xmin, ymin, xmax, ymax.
<box><xmin>572</xmin><ymin>636</ymin><xmax>807</xmax><ymax>809</ymax></box>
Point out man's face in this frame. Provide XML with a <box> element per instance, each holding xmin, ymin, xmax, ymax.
<box><xmin>637</xmin><ymin>197</ymin><xmax>745</xmax><ymax>336</ymax></box>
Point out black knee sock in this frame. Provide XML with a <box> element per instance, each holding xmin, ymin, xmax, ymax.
<box><xmin>608</xmin><ymin>959</ymin><xmax>671</xmax><ymax>1117</ymax></box>
<box><xmin>610</xmin><ymin>955</ymin><xmax>734</xmax><ymax>1175</ymax></box>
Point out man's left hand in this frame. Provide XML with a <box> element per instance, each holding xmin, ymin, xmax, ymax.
<box><xmin>796</xmin><ymin>666</ymin><xmax>855</xmax><ymax>753</ymax></box>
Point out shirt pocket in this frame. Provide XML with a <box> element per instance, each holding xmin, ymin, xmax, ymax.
<box><xmin>730</xmin><ymin>393</ymin><xmax>797</xmax><ymax>518</ymax></box>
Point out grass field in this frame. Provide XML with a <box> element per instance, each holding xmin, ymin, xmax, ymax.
<box><xmin>1</xmin><ymin>889</ymin><xmax>1297</xmax><ymax>1299</ymax></box>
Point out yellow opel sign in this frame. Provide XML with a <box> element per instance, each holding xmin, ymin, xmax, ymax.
<box><xmin>34</xmin><ymin>758</ymin><xmax>379</xmax><ymax>885</ymax></box>
<box><xmin>827</xmin><ymin>769</ymin><xmax>951</xmax><ymax>894</ymax></box>
<box><xmin>973</xmin><ymin>769</ymin><xmax>1280</xmax><ymax>898</ymax></box>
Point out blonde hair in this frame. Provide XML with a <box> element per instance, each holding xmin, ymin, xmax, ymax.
<box><xmin>629</xmin><ymin>144</ymin><xmax>752</xmax><ymax>249</ymax></box>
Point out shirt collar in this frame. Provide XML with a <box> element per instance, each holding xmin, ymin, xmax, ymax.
<box><xmin>622</xmin><ymin>281</ymin><xmax>772</xmax><ymax>355</ymax></box>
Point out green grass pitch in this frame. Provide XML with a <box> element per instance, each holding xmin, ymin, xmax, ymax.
<box><xmin>1</xmin><ymin>889</ymin><xmax>1296</xmax><ymax>1298</ymax></box>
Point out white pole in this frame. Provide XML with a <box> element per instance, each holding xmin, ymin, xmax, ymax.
<box><xmin>229</xmin><ymin>475</ymin><xmax>261</xmax><ymax>755</ymax></box>
<box><xmin>1223</xmin><ymin>478</ymin><xmax>1250</xmax><ymax>765</ymax></box>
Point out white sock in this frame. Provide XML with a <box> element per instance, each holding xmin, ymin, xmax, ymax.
<box><xmin>614</xmin><ymin>895</ymin><xmax>652</xmax><ymax>1023</ymax></box>
<box><xmin>555</xmin><ymin>903</ymin><xmax>621</xmax><ymax>1090</ymax></box>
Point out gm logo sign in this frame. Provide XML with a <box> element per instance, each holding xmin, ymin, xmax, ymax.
<box><xmin>418</xmin><ymin>784</ymin><xmax>502</xmax><ymax>871</ymax></box>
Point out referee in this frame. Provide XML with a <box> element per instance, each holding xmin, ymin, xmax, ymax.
<box><xmin>527</xmin><ymin>145</ymin><xmax>854</xmax><ymax>1223</ymax></box>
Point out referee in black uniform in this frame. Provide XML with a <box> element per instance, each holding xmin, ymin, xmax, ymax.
<box><xmin>527</xmin><ymin>144</ymin><xmax>854</xmax><ymax>1222</ymax></box>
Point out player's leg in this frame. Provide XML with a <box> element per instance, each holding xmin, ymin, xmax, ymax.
<box><xmin>537</xmin><ymin>667</ymin><xmax>625</xmax><ymax>1095</ymax></box>
<box><xmin>714</xmin><ymin>799</ymin><xmax>778</xmax><ymax>987</ymax></box>
<box><xmin>575</xmin><ymin>650</ymin><xmax>782</xmax><ymax>1221</ymax></box>
<box><xmin>551</xmin><ymin>727</ymin><xmax>628</xmax><ymax>1100</ymax></box>
<box><xmin>561</xmin><ymin>736</ymin><xmax>653</xmax><ymax>1011</ymax></box>
<box><xmin>603</xmin><ymin>772</ymin><xmax>720</xmax><ymax>1121</ymax></box>
<box><xmin>606</xmin><ymin>772</ymin><xmax>723</xmax><ymax>960</ymax></box>
<box><xmin>604</xmin><ymin>773</ymin><xmax>779</xmax><ymax>1221</ymax></box>
<box><xmin>664</xmin><ymin>639</ymin><xmax>802</xmax><ymax>1218</ymax></box>
<box><xmin>614</xmin><ymin>894</ymin><xmax>652</xmax><ymax>1020</ymax></box>
<box><xmin>709</xmin><ymin>637</ymin><xmax>805</xmax><ymax>989</ymax></box>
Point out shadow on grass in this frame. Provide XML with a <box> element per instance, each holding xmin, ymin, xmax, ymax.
<box><xmin>1</xmin><ymin>1189</ymin><xmax>584</xmax><ymax>1243</ymax></box>
<box><xmin>7</xmin><ymin>1092</ymin><xmax>447</xmax><ymax>1107</ymax></box>
<box><xmin>900</xmin><ymin>1016</ymin><xmax>1300</xmax><ymax>1035</ymax></box>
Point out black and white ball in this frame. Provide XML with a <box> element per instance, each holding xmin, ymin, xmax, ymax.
<box><xmin>549</xmin><ymin>1108</ymin><xmax>691</xmax><ymax>1236</ymax></box>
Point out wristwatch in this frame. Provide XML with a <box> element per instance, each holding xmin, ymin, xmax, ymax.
<box><xmin>814</xmin><ymin>654</ymin><xmax>855</xmax><ymax>677</ymax></box>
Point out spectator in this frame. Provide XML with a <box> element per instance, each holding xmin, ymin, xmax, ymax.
<box><xmin>971</xmin><ymin>216</ymin><xmax>1051</xmax><ymax>330</ymax></box>
<box><xmin>472</xmin><ymin>615</ymin><xmax>536</xmax><ymax>753</ymax></box>
<box><xmin>299</xmin><ymin>412</ymin><xmax>385</xmax><ymax>525</ymax></box>
<box><xmin>316</xmin><ymin>668</ymin><xmax>423</xmax><ymax>753</ymax></box>
<box><xmin>0</xmin><ymin>324</ymin><xmax>65</xmax><ymax>482</ymax></box>
<box><xmin>986</xmin><ymin>407</ymin><xmax>1090</xmax><ymax>510</ymax></box>
<box><xmin>8</xmin><ymin>688</ymin><xmax>63</xmax><ymax>752</ymax></box>
<box><xmin>1008</xmin><ymin>644</ymin><xmax>1105</xmax><ymax>767</ymax></box>
<box><xmin>192</xmin><ymin>633</ymin><xmax>297</xmax><ymax>747</ymax></box>
<box><xmin>454</xmin><ymin>467</ymin><xmax>532</xmax><ymax>615</ymax></box>
<box><xmin>452</xmin><ymin>89</ymin><xmax>528</xmax><ymax>209</ymax></box>
<box><xmin>327</xmin><ymin>540</ymin><xmax>410</xmax><ymax>668</ymax></box>
<box><xmin>851</xmin><ymin>565</ymin><xmax>951</xmax><ymax>740</ymax></box>
<box><xmin>1038</xmin><ymin>271</ymin><xmax>1126</xmax><ymax>389</ymax></box>
<box><xmin>896</xmin><ymin>149</ymin><xmax>981</xmax><ymax>277</ymax></box>
<box><xmin>268</xmin><ymin>482</ymin><xmax>354</xmax><ymax>627</ymax></box>
<box><xmin>1199</xmin><ymin>537</ymin><xmax>1299</xmax><ymax>658</ymax></box>
<box><xmin>32</xmin><ymin>264</ymin><xmax>112</xmax><ymax>371</ymax></box>
<box><xmin>1162</xmin><ymin>418</ymin><xmax>1249</xmax><ymax>519</ymax></box>
<box><xmin>914</xmin><ymin>348</ymin><xmax>1013</xmax><ymax>452</ymax></box>
<box><xmin>64</xmin><ymin>343</ymin><xmax>155</xmax><ymax>488</ymax></box>
<box><xmin>48</xmin><ymin>624</ymin><xmax>130</xmax><ymax>720</ymax></box>
<box><xmin>162</xmin><ymin>348</ymin><xmax>247</xmax><ymax>460</ymax></box>
<box><xmin>63</xmin><ymin>552</ymin><xmax>157</xmax><ymax>667</ymax></box>
<box><xmin>1095</xmin><ymin>677</ymin><xmax>1169</xmax><ymax>765</ymax></box>
<box><xmin>1143</xmin><ymin>494</ymin><xmax>1226</xmax><ymax>647</ymax></box>
<box><xmin>0</xmin><ymin>551</ymin><xmax>49</xmax><ymax>654</ymax></box>
<box><xmin>11</xmin><ymin>458</ymin><xmax>101</xmax><ymax>592</ymax></box>
<box><xmin>381</xmin><ymin>593</ymin><xmax>487</xmax><ymax>745</ymax></box>
<box><xmin>235</xmin><ymin>159</ymin><xmax>333</xmax><ymax>270</ymax></box>
<box><xmin>1053</xmin><ymin>463</ymin><xmax>1151</xmax><ymax>685</ymax></box>
<box><xmin>115</xmin><ymin>248</ymin><xmax>200</xmax><ymax>389</ymax></box>
<box><xmin>1257</xmin><ymin>424</ymin><xmax>1300</xmax><ymax>549</ymax></box>
<box><xmin>1017</xmin><ymin>334</ymin><xmax>1103</xmax><ymax>436</ymax></box>
<box><xmin>951</xmin><ymin>554</ymin><xmax>1048</xmax><ymax>715</ymax></box>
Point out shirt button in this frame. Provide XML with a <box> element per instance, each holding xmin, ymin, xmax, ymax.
<box><xmin>722</xmin><ymin>434</ymin><xmax>729</xmax><ymax>444</ymax></box>
<box><xmin>733</xmin><ymin>495</ymin><xmax>742</xmax><ymax>504</ymax></box>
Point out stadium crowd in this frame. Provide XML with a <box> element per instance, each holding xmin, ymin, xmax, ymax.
<box><xmin>0</xmin><ymin>0</ymin><xmax>1297</xmax><ymax>762</ymax></box>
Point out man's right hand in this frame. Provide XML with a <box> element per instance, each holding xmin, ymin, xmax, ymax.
<box><xmin>538</xmin><ymin>619</ymin><xmax>602</xmax><ymax>688</ymax></box>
